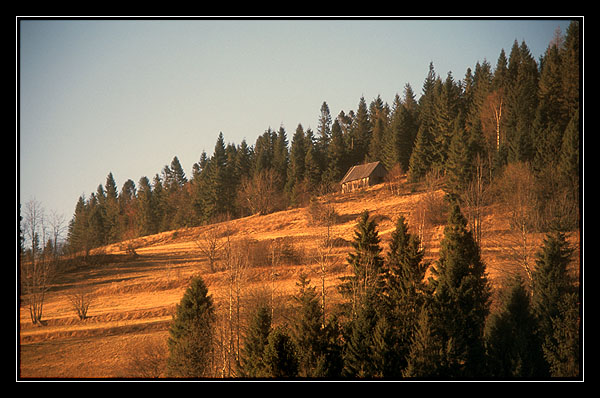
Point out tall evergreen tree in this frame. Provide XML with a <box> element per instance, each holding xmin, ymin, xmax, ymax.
<box><xmin>342</xmin><ymin>293</ymin><xmax>378</xmax><ymax>378</ymax></box>
<box><xmin>286</xmin><ymin>124</ymin><xmax>307</xmax><ymax>205</ymax></box>
<box><xmin>339</xmin><ymin>210</ymin><xmax>384</xmax><ymax>317</ymax></box>
<box><xmin>136</xmin><ymin>176</ymin><xmax>156</xmax><ymax>236</ymax></box>
<box><xmin>303</xmin><ymin>129</ymin><xmax>321</xmax><ymax>193</ymax></box>
<box><xmin>531</xmin><ymin>231</ymin><xmax>577</xmax><ymax>374</ymax></box>
<box><xmin>239</xmin><ymin>303</ymin><xmax>272</xmax><ymax>377</ymax></box>
<box><xmin>381</xmin><ymin>215</ymin><xmax>428</xmax><ymax>374</ymax></box>
<box><xmin>167</xmin><ymin>276</ymin><xmax>216</xmax><ymax>377</ymax></box>
<box><xmin>349</xmin><ymin>96</ymin><xmax>371</xmax><ymax>165</ymax></box>
<box><xmin>317</xmin><ymin>101</ymin><xmax>332</xmax><ymax>151</ymax></box>
<box><xmin>273</xmin><ymin>126</ymin><xmax>289</xmax><ymax>192</ymax></box>
<box><xmin>485</xmin><ymin>276</ymin><xmax>546</xmax><ymax>378</ymax></box>
<box><xmin>262</xmin><ymin>327</ymin><xmax>299</xmax><ymax>378</ymax></box>
<box><xmin>324</xmin><ymin>118</ymin><xmax>347</xmax><ymax>185</ymax></box>
<box><xmin>426</xmin><ymin>204</ymin><xmax>491</xmax><ymax>377</ymax></box>
<box><xmin>290</xmin><ymin>272</ymin><xmax>342</xmax><ymax>378</ymax></box>
<box><xmin>103</xmin><ymin>172</ymin><xmax>120</xmax><ymax>243</ymax></box>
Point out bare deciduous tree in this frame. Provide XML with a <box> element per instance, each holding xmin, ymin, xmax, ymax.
<box><xmin>495</xmin><ymin>162</ymin><xmax>538</xmax><ymax>283</ymax></box>
<box><xmin>66</xmin><ymin>286</ymin><xmax>95</xmax><ymax>320</ymax></box>
<box><xmin>21</xmin><ymin>199</ymin><xmax>54</xmax><ymax>325</ymax></box>
<box><xmin>196</xmin><ymin>226</ymin><xmax>227</xmax><ymax>273</ymax></box>
<box><xmin>461</xmin><ymin>155</ymin><xmax>490</xmax><ymax>245</ymax></box>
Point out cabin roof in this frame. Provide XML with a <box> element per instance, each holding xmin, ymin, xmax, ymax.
<box><xmin>340</xmin><ymin>161</ymin><xmax>384</xmax><ymax>185</ymax></box>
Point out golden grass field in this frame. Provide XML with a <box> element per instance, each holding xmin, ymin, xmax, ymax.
<box><xmin>18</xmin><ymin>180</ymin><xmax>580</xmax><ymax>379</ymax></box>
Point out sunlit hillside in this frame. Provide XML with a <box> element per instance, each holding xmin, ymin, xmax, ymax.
<box><xmin>18</xmin><ymin>179</ymin><xmax>580</xmax><ymax>378</ymax></box>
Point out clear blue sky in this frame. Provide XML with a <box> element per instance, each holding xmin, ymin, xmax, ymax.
<box><xmin>18</xmin><ymin>18</ymin><xmax>574</xmax><ymax>226</ymax></box>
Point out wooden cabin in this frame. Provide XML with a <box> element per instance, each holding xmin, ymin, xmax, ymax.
<box><xmin>340</xmin><ymin>161</ymin><xmax>387</xmax><ymax>193</ymax></box>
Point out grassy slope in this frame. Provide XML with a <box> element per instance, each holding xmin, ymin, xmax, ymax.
<box><xmin>18</xmin><ymin>181</ymin><xmax>580</xmax><ymax>378</ymax></box>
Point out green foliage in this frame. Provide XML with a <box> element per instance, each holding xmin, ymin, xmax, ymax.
<box><xmin>291</xmin><ymin>273</ymin><xmax>343</xmax><ymax>378</ymax></box>
<box><xmin>239</xmin><ymin>303</ymin><xmax>272</xmax><ymax>378</ymax></box>
<box><xmin>167</xmin><ymin>276</ymin><xmax>215</xmax><ymax>377</ymax></box>
<box><xmin>485</xmin><ymin>276</ymin><xmax>546</xmax><ymax>378</ymax></box>
<box><xmin>262</xmin><ymin>327</ymin><xmax>299</xmax><ymax>378</ymax></box>
<box><xmin>426</xmin><ymin>204</ymin><xmax>491</xmax><ymax>377</ymax></box>
<box><xmin>60</xmin><ymin>23</ymin><xmax>580</xmax><ymax>379</ymax></box>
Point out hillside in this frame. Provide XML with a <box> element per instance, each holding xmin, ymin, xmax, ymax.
<box><xmin>18</xmin><ymin>180</ymin><xmax>580</xmax><ymax>378</ymax></box>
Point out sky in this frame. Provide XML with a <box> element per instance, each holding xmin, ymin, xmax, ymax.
<box><xmin>18</xmin><ymin>17</ymin><xmax>575</xmax><ymax>229</ymax></box>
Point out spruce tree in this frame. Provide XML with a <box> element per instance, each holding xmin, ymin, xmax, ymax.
<box><xmin>262</xmin><ymin>327</ymin><xmax>299</xmax><ymax>378</ymax></box>
<box><xmin>427</xmin><ymin>204</ymin><xmax>491</xmax><ymax>377</ymax></box>
<box><xmin>239</xmin><ymin>303</ymin><xmax>272</xmax><ymax>378</ymax></box>
<box><xmin>485</xmin><ymin>276</ymin><xmax>546</xmax><ymax>378</ymax></box>
<box><xmin>167</xmin><ymin>276</ymin><xmax>216</xmax><ymax>377</ymax></box>
<box><xmin>291</xmin><ymin>273</ymin><xmax>323</xmax><ymax>377</ymax></box>
<box><xmin>342</xmin><ymin>293</ymin><xmax>378</xmax><ymax>378</ymax></box>
<box><xmin>531</xmin><ymin>231</ymin><xmax>577</xmax><ymax>377</ymax></box>
<box><xmin>403</xmin><ymin>306</ymin><xmax>445</xmax><ymax>378</ymax></box>
<box><xmin>381</xmin><ymin>215</ymin><xmax>428</xmax><ymax>374</ymax></box>
<box><xmin>349</xmin><ymin>96</ymin><xmax>370</xmax><ymax>165</ymax></box>
<box><xmin>340</xmin><ymin>210</ymin><xmax>384</xmax><ymax>315</ymax></box>
<box><xmin>324</xmin><ymin>119</ymin><xmax>346</xmax><ymax>185</ymax></box>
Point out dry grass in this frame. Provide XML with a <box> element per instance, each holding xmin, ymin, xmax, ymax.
<box><xmin>17</xmin><ymin>181</ymin><xmax>580</xmax><ymax>379</ymax></box>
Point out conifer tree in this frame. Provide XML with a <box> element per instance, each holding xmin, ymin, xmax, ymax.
<box><xmin>403</xmin><ymin>306</ymin><xmax>445</xmax><ymax>378</ymax></box>
<box><xmin>262</xmin><ymin>327</ymin><xmax>299</xmax><ymax>378</ymax></box>
<box><xmin>340</xmin><ymin>210</ymin><xmax>384</xmax><ymax>315</ymax></box>
<box><xmin>531</xmin><ymin>231</ymin><xmax>577</xmax><ymax>377</ymax></box>
<box><xmin>317</xmin><ymin>101</ymin><xmax>332</xmax><ymax>151</ymax></box>
<box><xmin>104</xmin><ymin>172</ymin><xmax>120</xmax><ymax>243</ymax></box>
<box><xmin>426</xmin><ymin>204</ymin><xmax>491</xmax><ymax>377</ymax></box>
<box><xmin>303</xmin><ymin>129</ymin><xmax>321</xmax><ymax>193</ymax></box>
<box><xmin>239</xmin><ymin>303</ymin><xmax>272</xmax><ymax>377</ymax></box>
<box><xmin>381</xmin><ymin>215</ymin><xmax>428</xmax><ymax>374</ymax></box>
<box><xmin>286</xmin><ymin>124</ymin><xmax>307</xmax><ymax>205</ymax></box>
<box><xmin>342</xmin><ymin>292</ymin><xmax>378</xmax><ymax>378</ymax></box>
<box><xmin>485</xmin><ymin>276</ymin><xmax>546</xmax><ymax>378</ymax></box>
<box><xmin>167</xmin><ymin>276</ymin><xmax>216</xmax><ymax>377</ymax></box>
<box><xmin>349</xmin><ymin>96</ymin><xmax>370</xmax><ymax>165</ymax></box>
<box><xmin>324</xmin><ymin>119</ymin><xmax>346</xmax><ymax>185</ymax></box>
<box><xmin>136</xmin><ymin>176</ymin><xmax>156</xmax><ymax>236</ymax></box>
<box><xmin>290</xmin><ymin>272</ymin><xmax>340</xmax><ymax>378</ymax></box>
<box><xmin>273</xmin><ymin>126</ymin><xmax>289</xmax><ymax>193</ymax></box>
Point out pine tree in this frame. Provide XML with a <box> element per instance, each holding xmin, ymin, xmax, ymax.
<box><xmin>273</xmin><ymin>126</ymin><xmax>289</xmax><ymax>192</ymax></box>
<box><xmin>403</xmin><ymin>306</ymin><xmax>445</xmax><ymax>378</ymax></box>
<box><xmin>286</xmin><ymin>124</ymin><xmax>307</xmax><ymax>205</ymax></box>
<box><xmin>203</xmin><ymin>133</ymin><xmax>229</xmax><ymax>222</ymax></box>
<box><xmin>291</xmin><ymin>273</ymin><xmax>325</xmax><ymax>377</ymax></box>
<box><xmin>349</xmin><ymin>96</ymin><xmax>370</xmax><ymax>165</ymax></box>
<box><xmin>262</xmin><ymin>327</ymin><xmax>299</xmax><ymax>378</ymax></box>
<box><xmin>409</xmin><ymin>63</ymin><xmax>438</xmax><ymax>181</ymax></box>
<box><xmin>136</xmin><ymin>176</ymin><xmax>156</xmax><ymax>236</ymax></box>
<box><xmin>340</xmin><ymin>210</ymin><xmax>384</xmax><ymax>315</ymax></box>
<box><xmin>342</xmin><ymin>293</ymin><xmax>378</xmax><ymax>378</ymax></box>
<box><xmin>531</xmin><ymin>231</ymin><xmax>576</xmax><ymax>371</ymax></box>
<box><xmin>303</xmin><ymin>129</ymin><xmax>321</xmax><ymax>193</ymax></box>
<box><xmin>381</xmin><ymin>215</ymin><xmax>428</xmax><ymax>374</ymax></box>
<box><xmin>239</xmin><ymin>303</ymin><xmax>272</xmax><ymax>377</ymax></box>
<box><xmin>367</xmin><ymin>96</ymin><xmax>388</xmax><ymax>163</ymax></box>
<box><xmin>408</xmin><ymin>124</ymin><xmax>435</xmax><ymax>182</ymax></box>
<box><xmin>167</xmin><ymin>276</ymin><xmax>216</xmax><ymax>377</ymax></box>
<box><xmin>427</xmin><ymin>204</ymin><xmax>491</xmax><ymax>377</ymax></box>
<box><xmin>103</xmin><ymin>172</ymin><xmax>121</xmax><ymax>243</ymax></box>
<box><xmin>324</xmin><ymin>119</ymin><xmax>346</xmax><ymax>185</ymax></box>
<box><xmin>542</xmin><ymin>291</ymin><xmax>580</xmax><ymax>378</ymax></box>
<box><xmin>485</xmin><ymin>276</ymin><xmax>546</xmax><ymax>378</ymax></box>
<box><xmin>317</xmin><ymin>101</ymin><xmax>332</xmax><ymax>151</ymax></box>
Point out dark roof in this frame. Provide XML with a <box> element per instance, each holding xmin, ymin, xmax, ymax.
<box><xmin>340</xmin><ymin>161</ymin><xmax>385</xmax><ymax>184</ymax></box>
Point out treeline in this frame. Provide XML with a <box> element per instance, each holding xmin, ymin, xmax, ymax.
<box><xmin>165</xmin><ymin>207</ymin><xmax>580</xmax><ymax>379</ymax></box>
<box><xmin>66</xmin><ymin>21</ymin><xmax>580</xmax><ymax>254</ymax></box>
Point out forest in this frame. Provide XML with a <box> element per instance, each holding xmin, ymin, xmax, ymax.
<box><xmin>21</xmin><ymin>21</ymin><xmax>580</xmax><ymax>379</ymax></box>
<box><xmin>63</xmin><ymin>22</ymin><xmax>580</xmax><ymax>256</ymax></box>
